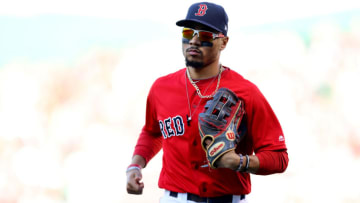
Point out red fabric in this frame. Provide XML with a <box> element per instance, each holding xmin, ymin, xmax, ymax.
<box><xmin>133</xmin><ymin>67</ymin><xmax>288</xmax><ymax>196</ymax></box>
<box><xmin>256</xmin><ymin>150</ymin><xmax>289</xmax><ymax>175</ymax></box>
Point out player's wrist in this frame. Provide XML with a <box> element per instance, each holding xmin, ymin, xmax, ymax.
<box><xmin>235</xmin><ymin>154</ymin><xmax>250</xmax><ymax>172</ymax></box>
<box><xmin>126</xmin><ymin>163</ymin><xmax>142</xmax><ymax>173</ymax></box>
<box><xmin>236</xmin><ymin>154</ymin><xmax>244</xmax><ymax>171</ymax></box>
<box><xmin>244</xmin><ymin>155</ymin><xmax>250</xmax><ymax>172</ymax></box>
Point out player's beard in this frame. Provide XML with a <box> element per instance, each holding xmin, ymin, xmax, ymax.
<box><xmin>185</xmin><ymin>58</ymin><xmax>204</xmax><ymax>69</ymax></box>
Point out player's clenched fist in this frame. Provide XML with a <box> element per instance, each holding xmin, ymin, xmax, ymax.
<box><xmin>126</xmin><ymin>168</ymin><xmax>144</xmax><ymax>194</ymax></box>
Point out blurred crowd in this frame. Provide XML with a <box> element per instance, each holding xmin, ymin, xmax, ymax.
<box><xmin>0</xmin><ymin>16</ymin><xmax>360</xmax><ymax>203</ymax></box>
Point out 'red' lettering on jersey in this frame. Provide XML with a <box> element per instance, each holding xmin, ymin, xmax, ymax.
<box><xmin>159</xmin><ymin>115</ymin><xmax>185</xmax><ymax>139</ymax></box>
<box><xmin>195</xmin><ymin>4</ymin><xmax>208</xmax><ymax>16</ymax></box>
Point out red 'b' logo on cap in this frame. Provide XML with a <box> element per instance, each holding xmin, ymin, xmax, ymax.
<box><xmin>195</xmin><ymin>4</ymin><xmax>208</xmax><ymax>16</ymax></box>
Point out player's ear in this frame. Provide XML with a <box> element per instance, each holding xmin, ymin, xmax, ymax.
<box><xmin>220</xmin><ymin>36</ymin><xmax>229</xmax><ymax>51</ymax></box>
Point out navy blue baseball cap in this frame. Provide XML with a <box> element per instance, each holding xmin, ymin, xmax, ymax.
<box><xmin>176</xmin><ymin>2</ymin><xmax>228</xmax><ymax>36</ymax></box>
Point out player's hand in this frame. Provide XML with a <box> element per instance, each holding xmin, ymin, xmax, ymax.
<box><xmin>204</xmin><ymin>138</ymin><xmax>239</xmax><ymax>170</ymax></box>
<box><xmin>126</xmin><ymin>168</ymin><xmax>144</xmax><ymax>195</ymax></box>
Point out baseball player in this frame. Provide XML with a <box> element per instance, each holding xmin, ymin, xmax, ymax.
<box><xmin>126</xmin><ymin>2</ymin><xmax>289</xmax><ymax>203</ymax></box>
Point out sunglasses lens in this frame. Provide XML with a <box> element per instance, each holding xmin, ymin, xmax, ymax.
<box><xmin>182</xmin><ymin>28</ymin><xmax>195</xmax><ymax>40</ymax></box>
<box><xmin>198</xmin><ymin>31</ymin><xmax>214</xmax><ymax>42</ymax></box>
<box><xmin>182</xmin><ymin>28</ymin><xmax>216</xmax><ymax>42</ymax></box>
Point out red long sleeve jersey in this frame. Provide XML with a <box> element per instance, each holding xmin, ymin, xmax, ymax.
<box><xmin>134</xmin><ymin>67</ymin><xmax>288</xmax><ymax>197</ymax></box>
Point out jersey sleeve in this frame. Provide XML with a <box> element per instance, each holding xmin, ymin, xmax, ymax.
<box><xmin>133</xmin><ymin>84</ymin><xmax>163</xmax><ymax>166</ymax></box>
<box><xmin>246</xmin><ymin>85</ymin><xmax>288</xmax><ymax>174</ymax></box>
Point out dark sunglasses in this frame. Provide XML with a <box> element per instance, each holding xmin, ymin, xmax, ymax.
<box><xmin>182</xmin><ymin>28</ymin><xmax>225</xmax><ymax>42</ymax></box>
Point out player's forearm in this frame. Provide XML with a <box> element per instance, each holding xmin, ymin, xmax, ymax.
<box><xmin>234</xmin><ymin>154</ymin><xmax>259</xmax><ymax>173</ymax></box>
<box><xmin>131</xmin><ymin>155</ymin><xmax>146</xmax><ymax>168</ymax></box>
<box><xmin>255</xmin><ymin>150</ymin><xmax>289</xmax><ymax>175</ymax></box>
<box><xmin>244</xmin><ymin>154</ymin><xmax>259</xmax><ymax>173</ymax></box>
<box><xmin>133</xmin><ymin>127</ymin><xmax>163</xmax><ymax>165</ymax></box>
<box><xmin>219</xmin><ymin>153</ymin><xmax>259</xmax><ymax>173</ymax></box>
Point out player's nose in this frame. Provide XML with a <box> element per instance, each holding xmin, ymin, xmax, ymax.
<box><xmin>189</xmin><ymin>34</ymin><xmax>201</xmax><ymax>46</ymax></box>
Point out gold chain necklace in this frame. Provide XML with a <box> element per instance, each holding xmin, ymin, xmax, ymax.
<box><xmin>184</xmin><ymin>70</ymin><xmax>218</xmax><ymax>126</ymax></box>
<box><xmin>186</xmin><ymin>65</ymin><xmax>223</xmax><ymax>99</ymax></box>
